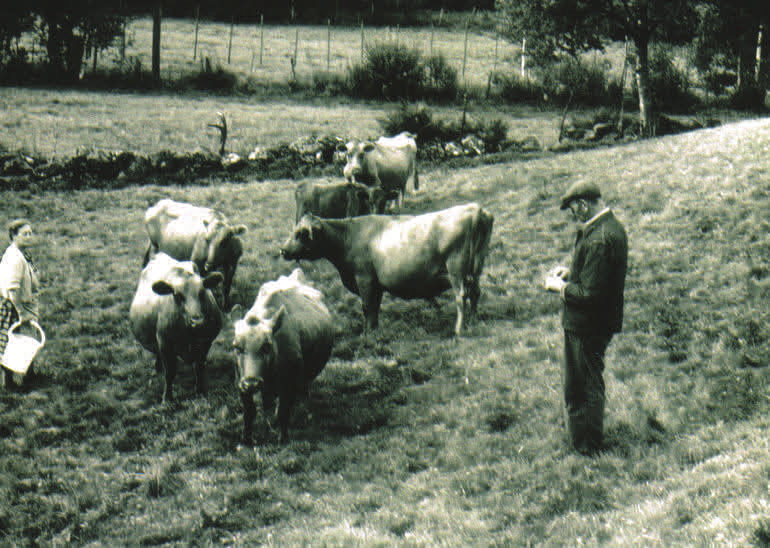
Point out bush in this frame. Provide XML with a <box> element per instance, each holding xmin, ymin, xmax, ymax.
<box><xmin>312</xmin><ymin>70</ymin><xmax>349</xmax><ymax>96</ymax></box>
<box><xmin>703</xmin><ymin>69</ymin><xmax>737</xmax><ymax>97</ymax></box>
<box><xmin>541</xmin><ymin>57</ymin><xmax>612</xmax><ymax>107</ymax></box>
<box><xmin>492</xmin><ymin>71</ymin><xmax>545</xmax><ymax>104</ymax></box>
<box><xmin>423</xmin><ymin>54</ymin><xmax>459</xmax><ymax>101</ymax></box>
<box><xmin>730</xmin><ymin>84</ymin><xmax>768</xmax><ymax>112</ymax></box>
<box><xmin>348</xmin><ymin>44</ymin><xmax>460</xmax><ymax>102</ymax></box>
<box><xmin>349</xmin><ymin>43</ymin><xmax>423</xmax><ymax>100</ymax></box>
<box><xmin>379</xmin><ymin>103</ymin><xmax>509</xmax><ymax>154</ymax></box>
<box><xmin>178</xmin><ymin>58</ymin><xmax>239</xmax><ymax>92</ymax></box>
<box><xmin>643</xmin><ymin>46</ymin><xmax>697</xmax><ymax>113</ymax></box>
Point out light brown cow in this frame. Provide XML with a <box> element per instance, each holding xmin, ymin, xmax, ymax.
<box><xmin>280</xmin><ymin>203</ymin><xmax>493</xmax><ymax>336</ymax></box>
<box><xmin>142</xmin><ymin>199</ymin><xmax>246</xmax><ymax>309</ymax></box>
<box><xmin>294</xmin><ymin>179</ymin><xmax>386</xmax><ymax>222</ymax></box>
<box><xmin>343</xmin><ymin>132</ymin><xmax>418</xmax><ymax>209</ymax></box>
<box><xmin>130</xmin><ymin>253</ymin><xmax>223</xmax><ymax>403</ymax></box>
<box><xmin>232</xmin><ymin>268</ymin><xmax>334</xmax><ymax>445</ymax></box>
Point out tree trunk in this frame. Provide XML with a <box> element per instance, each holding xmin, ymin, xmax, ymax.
<box><xmin>634</xmin><ymin>36</ymin><xmax>653</xmax><ymax>137</ymax></box>
<box><xmin>738</xmin><ymin>20</ymin><xmax>760</xmax><ymax>91</ymax></box>
<box><xmin>760</xmin><ymin>21</ymin><xmax>770</xmax><ymax>89</ymax></box>
<box><xmin>152</xmin><ymin>2</ymin><xmax>162</xmax><ymax>84</ymax></box>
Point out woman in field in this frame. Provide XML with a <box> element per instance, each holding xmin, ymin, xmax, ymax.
<box><xmin>0</xmin><ymin>219</ymin><xmax>41</xmax><ymax>389</ymax></box>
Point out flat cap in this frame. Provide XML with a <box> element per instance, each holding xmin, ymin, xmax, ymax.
<box><xmin>560</xmin><ymin>180</ymin><xmax>602</xmax><ymax>209</ymax></box>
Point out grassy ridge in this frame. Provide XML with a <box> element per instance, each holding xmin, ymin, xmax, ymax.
<box><xmin>0</xmin><ymin>118</ymin><xmax>768</xmax><ymax>545</ymax></box>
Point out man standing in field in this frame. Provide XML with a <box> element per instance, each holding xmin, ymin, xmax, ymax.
<box><xmin>544</xmin><ymin>181</ymin><xmax>628</xmax><ymax>456</ymax></box>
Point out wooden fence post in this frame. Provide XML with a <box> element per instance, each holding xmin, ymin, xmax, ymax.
<box><xmin>291</xmin><ymin>26</ymin><xmax>299</xmax><ymax>81</ymax></box>
<box><xmin>327</xmin><ymin>19</ymin><xmax>331</xmax><ymax>70</ymax></box>
<box><xmin>462</xmin><ymin>14</ymin><xmax>470</xmax><ymax>84</ymax></box>
<box><xmin>227</xmin><ymin>16</ymin><xmax>234</xmax><ymax>64</ymax></box>
<box><xmin>259</xmin><ymin>14</ymin><xmax>264</xmax><ymax>66</ymax></box>
<box><xmin>193</xmin><ymin>4</ymin><xmax>200</xmax><ymax>62</ymax></box>
<box><xmin>360</xmin><ymin>20</ymin><xmax>365</xmax><ymax>61</ymax></box>
<box><xmin>521</xmin><ymin>38</ymin><xmax>527</xmax><ymax>79</ymax></box>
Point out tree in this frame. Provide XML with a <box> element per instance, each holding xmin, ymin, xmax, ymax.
<box><xmin>0</xmin><ymin>8</ymin><xmax>34</xmax><ymax>68</ymax></box>
<box><xmin>28</xmin><ymin>1</ymin><xmax>124</xmax><ymax>80</ymax></box>
<box><xmin>496</xmin><ymin>0</ymin><xmax>698</xmax><ymax>136</ymax></box>
<box><xmin>693</xmin><ymin>1</ymin><xmax>769</xmax><ymax>109</ymax></box>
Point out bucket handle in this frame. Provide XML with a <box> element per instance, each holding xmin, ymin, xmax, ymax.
<box><xmin>8</xmin><ymin>320</ymin><xmax>45</xmax><ymax>347</ymax></box>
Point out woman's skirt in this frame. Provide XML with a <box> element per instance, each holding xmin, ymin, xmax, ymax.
<box><xmin>0</xmin><ymin>297</ymin><xmax>19</xmax><ymax>356</ymax></box>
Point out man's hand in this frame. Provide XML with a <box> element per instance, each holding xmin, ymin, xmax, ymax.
<box><xmin>544</xmin><ymin>274</ymin><xmax>567</xmax><ymax>293</ymax></box>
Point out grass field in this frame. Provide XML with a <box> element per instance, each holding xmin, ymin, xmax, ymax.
<box><xmin>0</xmin><ymin>86</ymin><xmax>557</xmax><ymax>161</ymax></box>
<box><xmin>1</xmin><ymin>86</ymin><xmax>769</xmax><ymax>546</ymax></box>
<box><xmin>117</xmin><ymin>17</ymin><xmax>521</xmax><ymax>90</ymax></box>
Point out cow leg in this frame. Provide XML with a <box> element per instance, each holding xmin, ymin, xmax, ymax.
<box><xmin>193</xmin><ymin>352</ymin><xmax>209</xmax><ymax>396</ymax></box>
<box><xmin>467</xmin><ymin>275</ymin><xmax>481</xmax><ymax>320</ymax></box>
<box><xmin>158</xmin><ymin>345</ymin><xmax>176</xmax><ymax>403</ymax></box>
<box><xmin>359</xmin><ymin>281</ymin><xmax>383</xmax><ymax>332</ymax></box>
<box><xmin>262</xmin><ymin>384</ymin><xmax>276</xmax><ymax>417</ymax></box>
<box><xmin>222</xmin><ymin>265</ymin><xmax>234</xmax><ymax>311</ymax></box>
<box><xmin>277</xmin><ymin>392</ymin><xmax>296</xmax><ymax>444</ymax></box>
<box><xmin>447</xmin><ymin>264</ymin><xmax>466</xmax><ymax>336</ymax></box>
<box><xmin>241</xmin><ymin>391</ymin><xmax>256</xmax><ymax>446</ymax></box>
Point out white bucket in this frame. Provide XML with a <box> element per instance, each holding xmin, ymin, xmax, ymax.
<box><xmin>1</xmin><ymin>321</ymin><xmax>45</xmax><ymax>374</ymax></box>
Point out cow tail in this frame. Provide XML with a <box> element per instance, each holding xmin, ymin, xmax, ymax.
<box><xmin>413</xmin><ymin>167</ymin><xmax>419</xmax><ymax>191</ymax></box>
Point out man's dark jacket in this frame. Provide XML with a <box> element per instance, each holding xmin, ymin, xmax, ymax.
<box><xmin>563</xmin><ymin>210</ymin><xmax>628</xmax><ymax>336</ymax></box>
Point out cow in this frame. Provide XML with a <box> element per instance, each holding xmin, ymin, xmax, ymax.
<box><xmin>294</xmin><ymin>179</ymin><xmax>386</xmax><ymax>222</ymax></box>
<box><xmin>232</xmin><ymin>268</ymin><xmax>334</xmax><ymax>445</ymax></box>
<box><xmin>280</xmin><ymin>203</ymin><xmax>494</xmax><ymax>336</ymax></box>
<box><xmin>142</xmin><ymin>198</ymin><xmax>247</xmax><ymax>310</ymax></box>
<box><xmin>343</xmin><ymin>131</ymin><xmax>419</xmax><ymax>210</ymax></box>
<box><xmin>129</xmin><ymin>253</ymin><xmax>224</xmax><ymax>403</ymax></box>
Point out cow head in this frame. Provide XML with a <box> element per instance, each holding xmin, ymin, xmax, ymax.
<box><xmin>343</xmin><ymin>141</ymin><xmax>378</xmax><ymax>186</ymax></box>
<box><xmin>232</xmin><ymin>305</ymin><xmax>286</xmax><ymax>395</ymax></box>
<box><xmin>193</xmin><ymin>221</ymin><xmax>247</xmax><ymax>275</ymax></box>
<box><xmin>280</xmin><ymin>214</ymin><xmax>324</xmax><ymax>261</ymax></box>
<box><xmin>151</xmin><ymin>267</ymin><xmax>224</xmax><ymax>328</ymax></box>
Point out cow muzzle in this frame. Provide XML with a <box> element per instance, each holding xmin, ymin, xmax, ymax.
<box><xmin>239</xmin><ymin>376</ymin><xmax>262</xmax><ymax>394</ymax></box>
<box><xmin>189</xmin><ymin>315</ymin><xmax>205</xmax><ymax>328</ymax></box>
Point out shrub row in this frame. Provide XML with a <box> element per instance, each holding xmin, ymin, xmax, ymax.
<box><xmin>5</xmin><ymin>43</ymin><xmax>763</xmax><ymax>113</ymax></box>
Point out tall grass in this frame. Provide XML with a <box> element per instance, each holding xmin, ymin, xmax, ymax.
<box><xmin>0</xmin><ymin>114</ymin><xmax>768</xmax><ymax>545</ymax></box>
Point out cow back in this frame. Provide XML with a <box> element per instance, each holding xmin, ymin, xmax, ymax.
<box><xmin>250</xmin><ymin>270</ymin><xmax>334</xmax><ymax>379</ymax></box>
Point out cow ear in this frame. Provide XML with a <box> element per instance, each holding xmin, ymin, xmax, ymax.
<box><xmin>270</xmin><ymin>305</ymin><xmax>287</xmax><ymax>334</ymax></box>
<box><xmin>233</xmin><ymin>224</ymin><xmax>247</xmax><ymax>235</ymax></box>
<box><xmin>152</xmin><ymin>280</ymin><xmax>174</xmax><ymax>296</ymax></box>
<box><xmin>228</xmin><ymin>303</ymin><xmax>246</xmax><ymax>323</ymax></box>
<box><xmin>203</xmin><ymin>272</ymin><xmax>224</xmax><ymax>289</ymax></box>
<box><xmin>363</xmin><ymin>143</ymin><xmax>376</xmax><ymax>153</ymax></box>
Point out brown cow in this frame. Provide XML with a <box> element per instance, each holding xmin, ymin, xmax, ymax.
<box><xmin>232</xmin><ymin>268</ymin><xmax>335</xmax><ymax>445</ymax></box>
<box><xmin>130</xmin><ymin>253</ymin><xmax>223</xmax><ymax>403</ymax></box>
<box><xmin>280</xmin><ymin>203</ymin><xmax>493</xmax><ymax>336</ymax></box>
<box><xmin>294</xmin><ymin>179</ymin><xmax>386</xmax><ymax>222</ymax></box>
<box><xmin>142</xmin><ymin>199</ymin><xmax>246</xmax><ymax>310</ymax></box>
<box><xmin>343</xmin><ymin>132</ymin><xmax>418</xmax><ymax>210</ymax></box>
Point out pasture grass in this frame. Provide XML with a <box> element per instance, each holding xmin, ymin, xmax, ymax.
<box><xmin>0</xmin><ymin>116</ymin><xmax>769</xmax><ymax>545</ymax></box>
<box><xmin>0</xmin><ymin>85</ymin><xmax>558</xmax><ymax>161</ymax></box>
